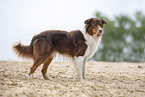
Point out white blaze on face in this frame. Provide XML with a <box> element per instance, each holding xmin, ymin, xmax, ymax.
<box><xmin>98</xmin><ymin>26</ymin><xmax>103</xmax><ymax>32</ymax></box>
<box><xmin>97</xmin><ymin>26</ymin><xmax>103</xmax><ymax>36</ymax></box>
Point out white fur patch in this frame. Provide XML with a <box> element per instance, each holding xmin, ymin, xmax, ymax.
<box><xmin>52</xmin><ymin>53</ymin><xmax>74</xmax><ymax>64</ymax></box>
<box><xmin>12</xmin><ymin>39</ymin><xmax>21</xmax><ymax>47</ymax></box>
<box><xmin>81</xmin><ymin>28</ymin><xmax>102</xmax><ymax>59</ymax></box>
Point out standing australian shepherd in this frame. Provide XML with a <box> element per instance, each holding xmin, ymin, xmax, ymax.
<box><xmin>13</xmin><ymin>18</ymin><xmax>107</xmax><ymax>81</ymax></box>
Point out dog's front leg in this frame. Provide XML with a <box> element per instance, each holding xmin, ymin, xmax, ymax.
<box><xmin>82</xmin><ymin>57</ymin><xmax>87</xmax><ymax>80</ymax></box>
<box><xmin>74</xmin><ymin>56</ymin><xmax>84</xmax><ymax>81</ymax></box>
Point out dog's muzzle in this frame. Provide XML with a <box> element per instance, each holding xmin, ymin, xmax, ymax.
<box><xmin>97</xmin><ymin>29</ymin><xmax>103</xmax><ymax>36</ymax></box>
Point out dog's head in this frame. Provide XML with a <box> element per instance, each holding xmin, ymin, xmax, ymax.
<box><xmin>85</xmin><ymin>18</ymin><xmax>107</xmax><ymax>37</ymax></box>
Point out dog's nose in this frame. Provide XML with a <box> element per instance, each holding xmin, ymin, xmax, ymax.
<box><xmin>99</xmin><ymin>30</ymin><xmax>103</xmax><ymax>33</ymax></box>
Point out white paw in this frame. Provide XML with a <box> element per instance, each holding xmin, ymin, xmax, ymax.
<box><xmin>29</xmin><ymin>74</ymin><xmax>34</xmax><ymax>79</ymax></box>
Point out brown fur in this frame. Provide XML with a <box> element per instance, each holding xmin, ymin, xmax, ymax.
<box><xmin>13</xmin><ymin>30</ymin><xmax>87</xmax><ymax>79</ymax></box>
<box><xmin>13</xmin><ymin>43</ymin><xmax>33</xmax><ymax>58</ymax></box>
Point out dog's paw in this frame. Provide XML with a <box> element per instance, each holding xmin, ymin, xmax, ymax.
<box><xmin>29</xmin><ymin>74</ymin><xmax>34</xmax><ymax>79</ymax></box>
<box><xmin>80</xmin><ymin>78</ymin><xmax>86</xmax><ymax>82</ymax></box>
<box><xmin>43</xmin><ymin>74</ymin><xmax>50</xmax><ymax>80</ymax></box>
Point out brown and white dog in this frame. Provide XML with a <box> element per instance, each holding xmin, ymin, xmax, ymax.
<box><xmin>13</xmin><ymin>18</ymin><xmax>107</xmax><ymax>81</ymax></box>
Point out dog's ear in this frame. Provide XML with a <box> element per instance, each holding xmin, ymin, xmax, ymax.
<box><xmin>85</xmin><ymin>18</ymin><xmax>94</xmax><ymax>24</ymax></box>
<box><xmin>101</xmin><ymin>19</ymin><xmax>107</xmax><ymax>25</ymax></box>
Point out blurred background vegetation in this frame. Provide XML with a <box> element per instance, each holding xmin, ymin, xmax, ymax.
<box><xmin>92</xmin><ymin>11</ymin><xmax>145</xmax><ymax>62</ymax></box>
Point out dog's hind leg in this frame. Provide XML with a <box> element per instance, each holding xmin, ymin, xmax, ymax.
<box><xmin>29</xmin><ymin>38</ymin><xmax>53</xmax><ymax>79</ymax></box>
<box><xmin>41</xmin><ymin>56</ymin><xmax>53</xmax><ymax>80</ymax></box>
<box><xmin>29</xmin><ymin>55</ymin><xmax>48</xmax><ymax>77</ymax></box>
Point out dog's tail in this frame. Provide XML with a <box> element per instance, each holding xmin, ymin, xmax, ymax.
<box><xmin>13</xmin><ymin>42</ymin><xmax>33</xmax><ymax>59</ymax></box>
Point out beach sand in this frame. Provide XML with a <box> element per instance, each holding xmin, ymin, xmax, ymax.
<box><xmin>0</xmin><ymin>61</ymin><xmax>145</xmax><ymax>97</ymax></box>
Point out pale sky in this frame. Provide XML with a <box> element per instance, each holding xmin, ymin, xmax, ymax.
<box><xmin>0</xmin><ymin>0</ymin><xmax>145</xmax><ymax>61</ymax></box>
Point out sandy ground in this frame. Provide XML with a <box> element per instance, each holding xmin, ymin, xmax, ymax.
<box><xmin>0</xmin><ymin>61</ymin><xmax>145</xmax><ymax>97</ymax></box>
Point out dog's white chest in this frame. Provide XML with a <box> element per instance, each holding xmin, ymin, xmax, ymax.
<box><xmin>84</xmin><ymin>33</ymin><xmax>101</xmax><ymax>58</ymax></box>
